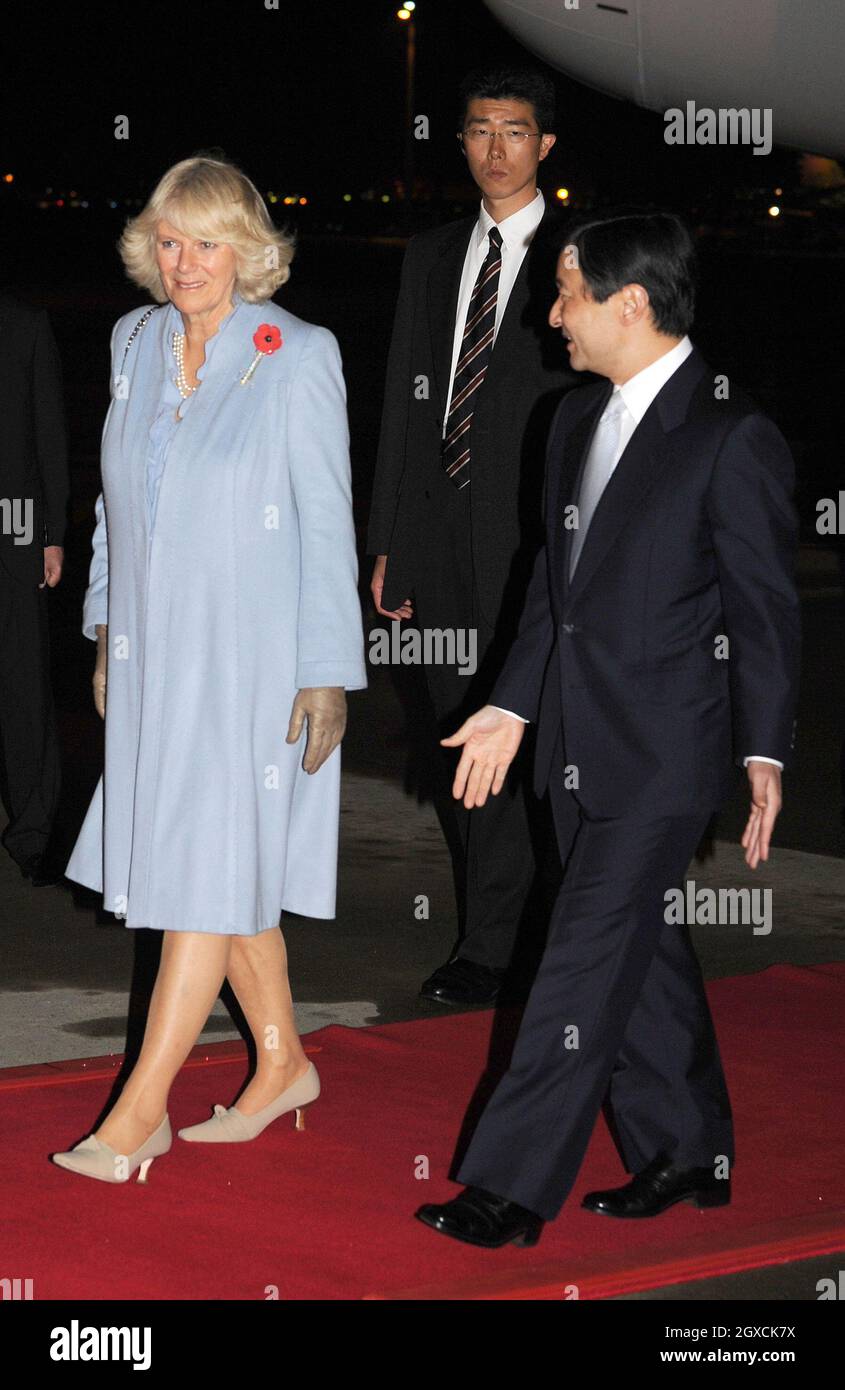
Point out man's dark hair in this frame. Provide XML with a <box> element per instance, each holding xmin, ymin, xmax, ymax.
<box><xmin>561</xmin><ymin>208</ymin><xmax>698</xmax><ymax>336</ymax></box>
<box><xmin>457</xmin><ymin>66</ymin><xmax>556</xmax><ymax>133</ymax></box>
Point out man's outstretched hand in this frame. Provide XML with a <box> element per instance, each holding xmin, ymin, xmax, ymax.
<box><xmin>741</xmin><ymin>761</ymin><xmax>782</xmax><ymax>869</ymax></box>
<box><xmin>441</xmin><ymin>705</ymin><xmax>525</xmax><ymax>808</ymax></box>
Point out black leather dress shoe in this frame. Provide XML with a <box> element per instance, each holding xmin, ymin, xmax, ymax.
<box><xmin>582</xmin><ymin>1154</ymin><xmax>731</xmax><ymax>1218</ymax></box>
<box><xmin>416</xmin><ymin>1185</ymin><xmax>544</xmax><ymax>1248</ymax></box>
<box><xmin>419</xmin><ymin>956</ymin><xmax>505</xmax><ymax>1006</ymax></box>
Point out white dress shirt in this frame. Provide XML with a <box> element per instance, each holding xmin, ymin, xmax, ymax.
<box><xmin>443</xmin><ymin>189</ymin><xmax>546</xmax><ymax>439</ymax></box>
<box><xmin>493</xmin><ymin>335</ymin><xmax>783</xmax><ymax>770</ymax></box>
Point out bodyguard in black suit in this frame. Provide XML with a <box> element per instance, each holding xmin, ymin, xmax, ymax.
<box><xmin>0</xmin><ymin>295</ymin><xmax>69</xmax><ymax>880</ymax></box>
<box><xmin>417</xmin><ymin>210</ymin><xmax>801</xmax><ymax>1246</ymax></box>
<box><xmin>368</xmin><ymin>68</ymin><xmax>576</xmax><ymax>1005</ymax></box>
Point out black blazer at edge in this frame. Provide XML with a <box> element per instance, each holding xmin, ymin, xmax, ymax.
<box><xmin>0</xmin><ymin>294</ymin><xmax>69</xmax><ymax>587</ymax></box>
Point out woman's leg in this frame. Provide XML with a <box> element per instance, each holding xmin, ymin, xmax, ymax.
<box><xmin>225</xmin><ymin>925</ymin><xmax>310</xmax><ymax>1115</ymax></box>
<box><xmin>95</xmin><ymin>930</ymin><xmax>232</xmax><ymax>1153</ymax></box>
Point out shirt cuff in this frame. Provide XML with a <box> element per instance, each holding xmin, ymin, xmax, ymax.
<box><xmin>490</xmin><ymin>705</ymin><xmax>530</xmax><ymax>724</ymax></box>
<box><xmin>743</xmin><ymin>755</ymin><xmax>784</xmax><ymax>770</ymax></box>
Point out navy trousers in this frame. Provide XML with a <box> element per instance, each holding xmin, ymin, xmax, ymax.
<box><xmin>0</xmin><ymin>574</ymin><xmax>61</xmax><ymax>865</ymax></box>
<box><xmin>455</xmin><ymin>733</ymin><xmax>735</xmax><ymax>1221</ymax></box>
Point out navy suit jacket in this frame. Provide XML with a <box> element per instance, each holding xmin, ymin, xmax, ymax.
<box><xmin>0</xmin><ymin>295</ymin><xmax>69</xmax><ymax>586</ymax></box>
<box><xmin>490</xmin><ymin>345</ymin><xmax>801</xmax><ymax>818</ymax></box>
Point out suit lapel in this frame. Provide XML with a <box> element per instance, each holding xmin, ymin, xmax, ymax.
<box><xmin>560</xmin><ymin>348</ymin><xmax>709</xmax><ymax>607</ymax></box>
<box><xmin>548</xmin><ymin>383</ymin><xmax>611</xmax><ymax>601</ymax></box>
<box><xmin>564</xmin><ymin>404</ymin><xmax>668</xmax><ymax>605</ymax></box>
<box><xmin>426</xmin><ymin>219</ymin><xmax>475</xmax><ymax>419</ymax></box>
<box><xmin>480</xmin><ymin>215</ymin><xmax>545</xmax><ymax>395</ymax></box>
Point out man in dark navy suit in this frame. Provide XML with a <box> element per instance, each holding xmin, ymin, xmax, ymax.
<box><xmin>416</xmin><ymin>210</ymin><xmax>801</xmax><ymax>1247</ymax></box>
<box><xmin>0</xmin><ymin>294</ymin><xmax>69</xmax><ymax>885</ymax></box>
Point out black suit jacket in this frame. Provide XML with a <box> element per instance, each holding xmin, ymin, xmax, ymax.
<box><xmin>490</xmin><ymin>346</ymin><xmax>801</xmax><ymax>818</ymax></box>
<box><xmin>0</xmin><ymin>295</ymin><xmax>69</xmax><ymax>586</ymax></box>
<box><xmin>367</xmin><ymin>206</ymin><xmax>578</xmax><ymax>629</ymax></box>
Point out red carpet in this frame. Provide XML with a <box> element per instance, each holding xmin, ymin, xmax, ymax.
<box><xmin>4</xmin><ymin>963</ymin><xmax>843</xmax><ymax>1300</ymax></box>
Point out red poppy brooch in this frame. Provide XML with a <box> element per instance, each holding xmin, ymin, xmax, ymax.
<box><xmin>240</xmin><ymin>323</ymin><xmax>283</xmax><ymax>384</ymax></box>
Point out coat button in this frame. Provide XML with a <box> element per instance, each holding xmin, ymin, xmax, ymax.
<box><xmin>561</xmin><ymin>623</ymin><xmax>575</xmax><ymax>634</ymax></box>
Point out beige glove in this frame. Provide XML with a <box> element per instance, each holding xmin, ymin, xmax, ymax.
<box><xmin>93</xmin><ymin>623</ymin><xmax>107</xmax><ymax>719</ymax></box>
<box><xmin>285</xmin><ymin>686</ymin><xmax>347</xmax><ymax>774</ymax></box>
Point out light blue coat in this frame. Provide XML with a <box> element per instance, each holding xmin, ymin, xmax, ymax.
<box><xmin>65</xmin><ymin>295</ymin><xmax>367</xmax><ymax>932</ymax></box>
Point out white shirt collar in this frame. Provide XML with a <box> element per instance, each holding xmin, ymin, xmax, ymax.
<box><xmin>612</xmin><ymin>335</ymin><xmax>694</xmax><ymax>424</ymax></box>
<box><xmin>476</xmin><ymin>188</ymin><xmax>545</xmax><ymax>254</ymax></box>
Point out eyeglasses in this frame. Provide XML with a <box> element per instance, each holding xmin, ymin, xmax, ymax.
<box><xmin>459</xmin><ymin>128</ymin><xmax>543</xmax><ymax>145</ymax></box>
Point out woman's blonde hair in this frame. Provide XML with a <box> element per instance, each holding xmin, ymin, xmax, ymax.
<box><xmin>119</xmin><ymin>156</ymin><xmax>295</xmax><ymax>303</ymax></box>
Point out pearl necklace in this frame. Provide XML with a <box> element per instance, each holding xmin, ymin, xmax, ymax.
<box><xmin>171</xmin><ymin>331</ymin><xmax>199</xmax><ymax>398</ymax></box>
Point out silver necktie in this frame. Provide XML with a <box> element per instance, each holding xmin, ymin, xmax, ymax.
<box><xmin>569</xmin><ymin>393</ymin><xmax>629</xmax><ymax>579</ymax></box>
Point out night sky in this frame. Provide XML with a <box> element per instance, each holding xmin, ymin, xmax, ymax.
<box><xmin>2</xmin><ymin>0</ymin><xmax>800</xmax><ymax>209</ymax></box>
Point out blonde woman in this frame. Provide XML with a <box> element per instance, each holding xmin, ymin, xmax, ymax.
<box><xmin>54</xmin><ymin>156</ymin><xmax>366</xmax><ymax>1182</ymax></box>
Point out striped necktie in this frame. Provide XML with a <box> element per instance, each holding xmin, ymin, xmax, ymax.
<box><xmin>442</xmin><ymin>225</ymin><xmax>503</xmax><ymax>490</ymax></box>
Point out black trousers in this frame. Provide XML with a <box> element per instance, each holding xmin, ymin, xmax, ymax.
<box><xmin>455</xmin><ymin>732</ymin><xmax>735</xmax><ymax>1221</ymax></box>
<box><xmin>410</xmin><ymin>465</ymin><xmax>552</xmax><ymax>973</ymax></box>
<box><xmin>0</xmin><ymin>571</ymin><xmax>61</xmax><ymax>865</ymax></box>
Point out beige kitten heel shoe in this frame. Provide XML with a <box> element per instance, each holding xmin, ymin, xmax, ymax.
<box><xmin>51</xmin><ymin>1114</ymin><xmax>172</xmax><ymax>1183</ymax></box>
<box><xmin>178</xmin><ymin>1061</ymin><xmax>320</xmax><ymax>1143</ymax></box>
